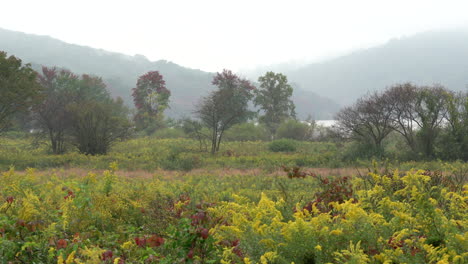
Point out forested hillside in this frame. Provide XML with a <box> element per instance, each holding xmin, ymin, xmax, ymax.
<box><xmin>0</xmin><ymin>28</ymin><xmax>340</xmax><ymax>119</ymax></box>
<box><xmin>287</xmin><ymin>30</ymin><xmax>468</xmax><ymax>104</ymax></box>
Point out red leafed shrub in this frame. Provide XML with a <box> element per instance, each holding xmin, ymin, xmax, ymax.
<box><xmin>134</xmin><ymin>237</ymin><xmax>146</xmax><ymax>247</ymax></box>
<box><xmin>6</xmin><ymin>196</ymin><xmax>14</xmax><ymax>204</ymax></box>
<box><xmin>57</xmin><ymin>239</ymin><xmax>68</xmax><ymax>249</ymax></box>
<box><xmin>282</xmin><ymin>165</ymin><xmax>317</xmax><ymax>179</ymax></box>
<box><xmin>199</xmin><ymin>228</ymin><xmax>209</xmax><ymax>239</ymax></box>
<box><xmin>135</xmin><ymin>235</ymin><xmax>165</xmax><ymax>248</ymax></box>
<box><xmin>147</xmin><ymin>235</ymin><xmax>165</xmax><ymax>247</ymax></box>
<box><xmin>287</xmin><ymin>166</ymin><xmax>354</xmax><ymax>213</ymax></box>
<box><xmin>101</xmin><ymin>250</ymin><xmax>113</xmax><ymax>261</ymax></box>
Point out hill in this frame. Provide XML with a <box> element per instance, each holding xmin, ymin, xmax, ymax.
<box><xmin>287</xmin><ymin>29</ymin><xmax>468</xmax><ymax>105</ymax></box>
<box><xmin>0</xmin><ymin>28</ymin><xmax>339</xmax><ymax>119</ymax></box>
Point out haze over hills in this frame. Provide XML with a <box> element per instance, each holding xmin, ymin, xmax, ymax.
<box><xmin>0</xmin><ymin>27</ymin><xmax>214</xmax><ymax>118</ymax></box>
<box><xmin>284</xmin><ymin>29</ymin><xmax>468</xmax><ymax>105</ymax></box>
<box><xmin>3</xmin><ymin>27</ymin><xmax>467</xmax><ymax>119</ymax></box>
<box><xmin>0</xmin><ymin>28</ymin><xmax>340</xmax><ymax>120</ymax></box>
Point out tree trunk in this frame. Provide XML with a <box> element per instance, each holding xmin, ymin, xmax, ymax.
<box><xmin>216</xmin><ymin>129</ymin><xmax>225</xmax><ymax>152</ymax></box>
<box><xmin>211</xmin><ymin>129</ymin><xmax>217</xmax><ymax>155</ymax></box>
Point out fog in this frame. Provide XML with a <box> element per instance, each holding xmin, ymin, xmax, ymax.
<box><xmin>2</xmin><ymin>0</ymin><xmax>468</xmax><ymax>72</ymax></box>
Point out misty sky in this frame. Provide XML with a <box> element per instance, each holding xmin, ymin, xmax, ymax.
<box><xmin>2</xmin><ymin>0</ymin><xmax>468</xmax><ymax>72</ymax></box>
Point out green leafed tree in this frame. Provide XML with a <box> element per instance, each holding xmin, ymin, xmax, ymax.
<box><xmin>439</xmin><ymin>91</ymin><xmax>468</xmax><ymax>160</ymax></box>
<box><xmin>276</xmin><ymin>119</ymin><xmax>313</xmax><ymax>141</ymax></box>
<box><xmin>35</xmin><ymin>67</ymin><xmax>118</xmax><ymax>154</ymax></box>
<box><xmin>35</xmin><ymin>67</ymin><xmax>110</xmax><ymax>154</ymax></box>
<box><xmin>68</xmin><ymin>97</ymin><xmax>131</xmax><ymax>155</ymax></box>
<box><xmin>254</xmin><ymin>72</ymin><xmax>296</xmax><ymax>138</ymax></box>
<box><xmin>0</xmin><ymin>51</ymin><xmax>42</xmax><ymax>133</ymax></box>
<box><xmin>414</xmin><ymin>85</ymin><xmax>451</xmax><ymax>158</ymax></box>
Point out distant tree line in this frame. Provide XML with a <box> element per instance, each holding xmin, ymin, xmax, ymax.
<box><xmin>1</xmin><ymin>51</ymin><xmax>301</xmax><ymax>155</ymax></box>
<box><xmin>182</xmin><ymin>70</ymin><xmax>298</xmax><ymax>154</ymax></box>
<box><xmin>335</xmin><ymin>83</ymin><xmax>468</xmax><ymax>161</ymax></box>
<box><xmin>3</xmin><ymin>50</ymin><xmax>466</xmax><ymax>161</ymax></box>
<box><xmin>132</xmin><ymin>69</ymin><xmax>301</xmax><ymax>154</ymax></box>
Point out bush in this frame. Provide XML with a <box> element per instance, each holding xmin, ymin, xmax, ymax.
<box><xmin>164</xmin><ymin>153</ymin><xmax>202</xmax><ymax>171</ymax></box>
<box><xmin>160</xmin><ymin>145</ymin><xmax>202</xmax><ymax>171</ymax></box>
<box><xmin>268</xmin><ymin>139</ymin><xmax>298</xmax><ymax>152</ymax></box>
<box><xmin>341</xmin><ymin>141</ymin><xmax>384</xmax><ymax>161</ymax></box>
<box><xmin>223</xmin><ymin>123</ymin><xmax>269</xmax><ymax>141</ymax></box>
<box><xmin>276</xmin><ymin>119</ymin><xmax>313</xmax><ymax>141</ymax></box>
<box><xmin>68</xmin><ymin>99</ymin><xmax>132</xmax><ymax>155</ymax></box>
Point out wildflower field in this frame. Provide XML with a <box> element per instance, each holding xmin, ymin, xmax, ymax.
<box><xmin>0</xmin><ymin>160</ymin><xmax>467</xmax><ymax>263</ymax></box>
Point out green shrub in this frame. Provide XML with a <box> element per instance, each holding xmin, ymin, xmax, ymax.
<box><xmin>341</xmin><ymin>141</ymin><xmax>384</xmax><ymax>161</ymax></box>
<box><xmin>223</xmin><ymin>123</ymin><xmax>269</xmax><ymax>141</ymax></box>
<box><xmin>268</xmin><ymin>139</ymin><xmax>298</xmax><ymax>152</ymax></box>
<box><xmin>276</xmin><ymin>119</ymin><xmax>313</xmax><ymax>141</ymax></box>
<box><xmin>160</xmin><ymin>145</ymin><xmax>202</xmax><ymax>171</ymax></box>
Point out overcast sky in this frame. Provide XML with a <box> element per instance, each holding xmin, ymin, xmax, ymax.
<box><xmin>2</xmin><ymin>0</ymin><xmax>468</xmax><ymax>72</ymax></box>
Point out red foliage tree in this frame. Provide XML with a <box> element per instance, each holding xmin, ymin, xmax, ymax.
<box><xmin>132</xmin><ymin>71</ymin><xmax>170</xmax><ymax>132</ymax></box>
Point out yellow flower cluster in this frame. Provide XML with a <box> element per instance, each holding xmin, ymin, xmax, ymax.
<box><xmin>0</xmin><ymin>166</ymin><xmax>466</xmax><ymax>263</ymax></box>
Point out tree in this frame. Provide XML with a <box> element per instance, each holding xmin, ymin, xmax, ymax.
<box><xmin>132</xmin><ymin>71</ymin><xmax>170</xmax><ymax>133</ymax></box>
<box><xmin>0</xmin><ymin>51</ymin><xmax>42</xmax><ymax>132</ymax></box>
<box><xmin>384</xmin><ymin>83</ymin><xmax>450</xmax><ymax>158</ymax></box>
<box><xmin>35</xmin><ymin>68</ymin><xmax>76</xmax><ymax>153</ymax></box>
<box><xmin>439</xmin><ymin>91</ymin><xmax>468</xmax><ymax>160</ymax></box>
<box><xmin>276</xmin><ymin>119</ymin><xmax>313</xmax><ymax>141</ymax></box>
<box><xmin>78</xmin><ymin>74</ymin><xmax>111</xmax><ymax>102</ymax></box>
<box><xmin>383</xmin><ymin>83</ymin><xmax>420</xmax><ymax>154</ymax></box>
<box><xmin>68</xmin><ymin>98</ymin><xmax>131</xmax><ymax>155</ymax></box>
<box><xmin>182</xmin><ymin>118</ymin><xmax>209</xmax><ymax>152</ymax></box>
<box><xmin>335</xmin><ymin>91</ymin><xmax>396</xmax><ymax>155</ymax></box>
<box><xmin>35</xmin><ymin>67</ymin><xmax>112</xmax><ymax>154</ymax></box>
<box><xmin>254</xmin><ymin>72</ymin><xmax>296</xmax><ymax>138</ymax></box>
<box><xmin>414</xmin><ymin>85</ymin><xmax>450</xmax><ymax>158</ymax></box>
<box><xmin>196</xmin><ymin>69</ymin><xmax>255</xmax><ymax>154</ymax></box>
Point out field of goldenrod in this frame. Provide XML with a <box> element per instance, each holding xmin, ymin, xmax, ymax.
<box><xmin>0</xmin><ymin>162</ymin><xmax>466</xmax><ymax>263</ymax></box>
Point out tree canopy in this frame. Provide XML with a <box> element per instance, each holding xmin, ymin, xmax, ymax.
<box><xmin>34</xmin><ymin>66</ymin><xmax>129</xmax><ymax>154</ymax></box>
<box><xmin>0</xmin><ymin>51</ymin><xmax>42</xmax><ymax>132</ymax></box>
<box><xmin>254</xmin><ymin>71</ymin><xmax>296</xmax><ymax>137</ymax></box>
<box><xmin>196</xmin><ymin>69</ymin><xmax>255</xmax><ymax>154</ymax></box>
<box><xmin>132</xmin><ymin>71</ymin><xmax>170</xmax><ymax>133</ymax></box>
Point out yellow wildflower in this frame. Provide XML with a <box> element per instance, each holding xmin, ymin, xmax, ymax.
<box><xmin>330</xmin><ymin>229</ymin><xmax>343</xmax><ymax>236</ymax></box>
<box><xmin>65</xmin><ymin>251</ymin><xmax>76</xmax><ymax>264</ymax></box>
<box><xmin>121</xmin><ymin>241</ymin><xmax>134</xmax><ymax>250</ymax></box>
<box><xmin>57</xmin><ymin>254</ymin><xmax>64</xmax><ymax>264</ymax></box>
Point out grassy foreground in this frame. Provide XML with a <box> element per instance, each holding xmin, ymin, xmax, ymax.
<box><xmin>0</xmin><ymin>136</ymin><xmax>462</xmax><ymax>172</ymax></box>
<box><xmin>0</xmin><ymin>136</ymin><xmax>340</xmax><ymax>171</ymax></box>
<box><xmin>0</xmin><ymin>163</ymin><xmax>467</xmax><ymax>263</ymax></box>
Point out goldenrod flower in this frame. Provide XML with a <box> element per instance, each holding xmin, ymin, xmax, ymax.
<box><xmin>330</xmin><ymin>229</ymin><xmax>343</xmax><ymax>236</ymax></box>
